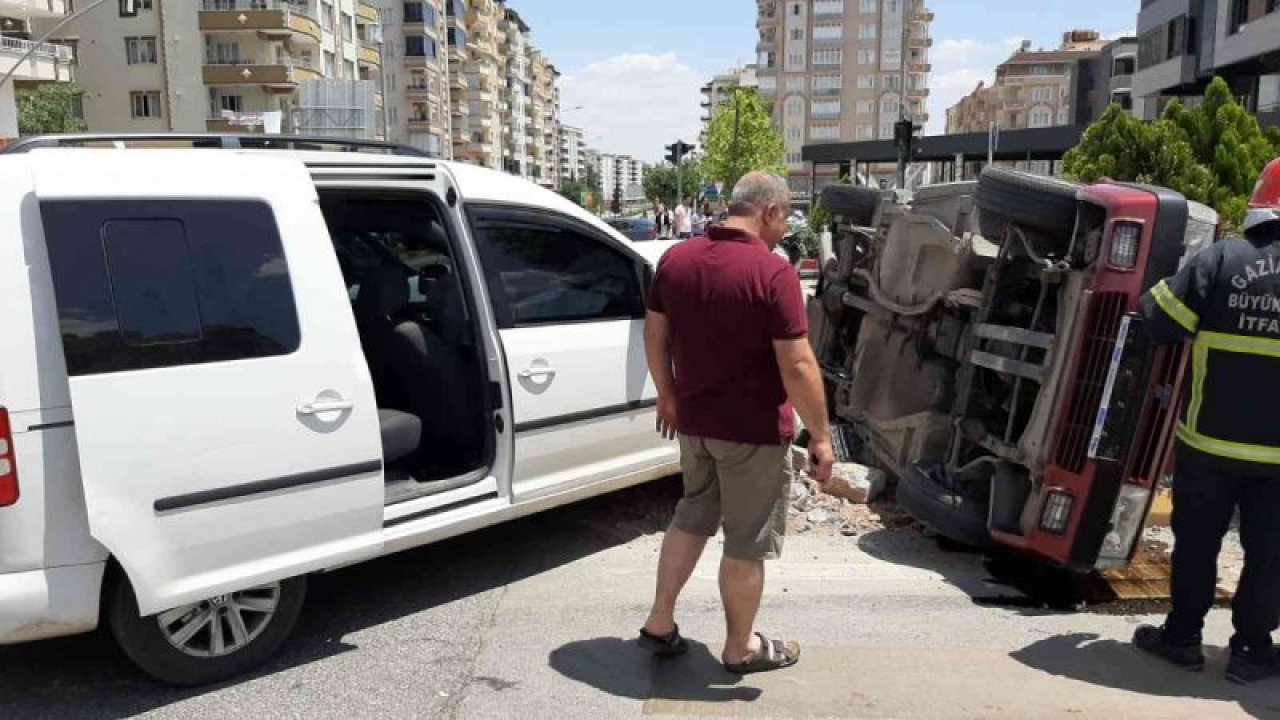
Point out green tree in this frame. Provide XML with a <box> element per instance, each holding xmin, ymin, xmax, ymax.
<box><xmin>1063</xmin><ymin>77</ymin><xmax>1280</xmax><ymax>230</ymax></box>
<box><xmin>17</xmin><ymin>84</ymin><xmax>86</xmax><ymax>136</ymax></box>
<box><xmin>702</xmin><ymin>87</ymin><xmax>786</xmax><ymax>193</ymax></box>
<box><xmin>559</xmin><ymin>179</ymin><xmax>589</xmax><ymax>207</ymax></box>
<box><xmin>642</xmin><ymin>158</ymin><xmax>707</xmax><ymax>207</ymax></box>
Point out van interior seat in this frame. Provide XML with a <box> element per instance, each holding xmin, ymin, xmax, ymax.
<box><xmin>378</xmin><ymin>409</ymin><xmax>421</xmax><ymax>465</ymax></box>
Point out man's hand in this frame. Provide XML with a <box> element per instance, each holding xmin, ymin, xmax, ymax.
<box><xmin>656</xmin><ymin>396</ymin><xmax>678</xmax><ymax>441</ymax></box>
<box><xmin>808</xmin><ymin>435</ymin><xmax>835</xmax><ymax>484</ymax></box>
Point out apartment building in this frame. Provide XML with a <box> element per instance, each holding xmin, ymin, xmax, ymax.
<box><xmin>60</xmin><ymin>0</ymin><xmax>382</xmax><ymax>137</ymax></box>
<box><xmin>945</xmin><ymin>31</ymin><xmax>1109</xmax><ymax>135</ymax></box>
<box><xmin>1</xmin><ymin>0</ymin><xmax>74</xmax><ymax>143</ymax></box>
<box><xmin>371</xmin><ymin>0</ymin><xmax>450</xmax><ymax>154</ymax></box>
<box><xmin>528</xmin><ymin>49</ymin><xmax>559</xmax><ymax>188</ymax></box>
<box><xmin>455</xmin><ymin>0</ymin><xmax>501</xmax><ymax>168</ymax></box>
<box><xmin>1133</xmin><ymin>0</ymin><xmax>1280</xmax><ymax>126</ymax></box>
<box><xmin>755</xmin><ymin>0</ymin><xmax>934</xmax><ymax>190</ymax></box>
<box><xmin>699</xmin><ymin>63</ymin><xmax>758</xmax><ymax>145</ymax></box>
<box><xmin>558</xmin><ymin>123</ymin><xmax>586</xmax><ymax>182</ymax></box>
<box><xmin>592</xmin><ymin>151</ymin><xmax>644</xmax><ymax>199</ymax></box>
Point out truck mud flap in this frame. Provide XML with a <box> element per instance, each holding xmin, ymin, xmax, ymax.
<box><xmin>897</xmin><ymin>465</ymin><xmax>991</xmax><ymax>548</ymax></box>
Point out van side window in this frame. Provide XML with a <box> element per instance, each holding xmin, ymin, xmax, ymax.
<box><xmin>471</xmin><ymin>219</ymin><xmax>643</xmax><ymax>328</ymax></box>
<box><xmin>40</xmin><ymin>200</ymin><xmax>301</xmax><ymax>375</ymax></box>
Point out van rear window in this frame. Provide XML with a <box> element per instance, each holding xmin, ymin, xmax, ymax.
<box><xmin>40</xmin><ymin>200</ymin><xmax>301</xmax><ymax>376</ymax></box>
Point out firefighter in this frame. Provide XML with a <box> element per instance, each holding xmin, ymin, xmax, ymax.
<box><xmin>1133</xmin><ymin>158</ymin><xmax>1280</xmax><ymax>685</ymax></box>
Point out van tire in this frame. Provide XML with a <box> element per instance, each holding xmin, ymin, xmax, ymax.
<box><xmin>896</xmin><ymin>466</ymin><xmax>991</xmax><ymax>549</ymax></box>
<box><xmin>820</xmin><ymin>185</ymin><xmax>884</xmax><ymax>227</ymax></box>
<box><xmin>976</xmin><ymin>166</ymin><xmax>1079</xmax><ymax>246</ymax></box>
<box><xmin>108</xmin><ymin>572</ymin><xmax>306</xmax><ymax>686</ymax></box>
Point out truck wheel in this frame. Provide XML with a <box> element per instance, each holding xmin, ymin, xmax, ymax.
<box><xmin>108</xmin><ymin>571</ymin><xmax>306</xmax><ymax>686</ymax></box>
<box><xmin>820</xmin><ymin>185</ymin><xmax>884</xmax><ymax>227</ymax></box>
<box><xmin>976</xmin><ymin>166</ymin><xmax>1079</xmax><ymax>247</ymax></box>
<box><xmin>896</xmin><ymin>466</ymin><xmax>991</xmax><ymax>548</ymax></box>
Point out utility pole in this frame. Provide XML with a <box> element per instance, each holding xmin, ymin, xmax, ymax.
<box><xmin>896</xmin><ymin>4</ymin><xmax>910</xmax><ymax>190</ymax></box>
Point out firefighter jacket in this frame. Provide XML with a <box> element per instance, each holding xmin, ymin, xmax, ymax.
<box><xmin>1140</xmin><ymin>234</ymin><xmax>1280</xmax><ymax>474</ymax></box>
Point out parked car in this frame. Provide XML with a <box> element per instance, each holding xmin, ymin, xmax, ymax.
<box><xmin>810</xmin><ymin>168</ymin><xmax>1219</xmax><ymax>572</ymax></box>
<box><xmin>0</xmin><ymin>135</ymin><xmax>681</xmax><ymax>685</ymax></box>
<box><xmin>605</xmin><ymin>216</ymin><xmax>658</xmax><ymax>242</ymax></box>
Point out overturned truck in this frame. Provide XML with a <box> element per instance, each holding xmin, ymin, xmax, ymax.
<box><xmin>810</xmin><ymin>168</ymin><xmax>1219</xmax><ymax>571</ymax></box>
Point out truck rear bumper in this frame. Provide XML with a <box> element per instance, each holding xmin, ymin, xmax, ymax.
<box><xmin>0</xmin><ymin>562</ymin><xmax>104</xmax><ymax>645</ymax></box>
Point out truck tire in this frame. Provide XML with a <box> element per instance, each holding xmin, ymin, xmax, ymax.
<box><xmin>108</xmin><ymin>571</ymin><xmax>307</xmax><ymax>686</ymax></box>
<box><xmin>896</xmin><ymin>466</ymin><xmax>991</xmax><ymax>548</ymax></box>
<box><xmin>976</xmin><ymin>166</ymin><xmax>1079</xmax><ymax>246</ymax></box>
<box><xmin>820</xmin><ymin>185</ymin><xmax>883</xmax><ymax>226</ymax></box>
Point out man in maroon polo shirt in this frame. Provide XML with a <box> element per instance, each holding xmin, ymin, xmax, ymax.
<box><xmin>637</xmin><ymin>171</ymin><xmax>835</xmax><ymax>674</ymax></box>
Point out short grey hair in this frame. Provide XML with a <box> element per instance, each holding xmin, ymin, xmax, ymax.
<box><xmin>727</xmin><ymin>171</ymin><xmax>791</xmax><ymax>217</ymax></box>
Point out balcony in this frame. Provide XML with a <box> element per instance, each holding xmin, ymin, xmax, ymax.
<box><xmin>1109</xmin><ymin>74</ymin><xmax>1134</xmax><ymax>94</ymax></box>
<box><xmin>813</xmin><ymin>0</ymin><xmax>843</xmax><ymax>18</ymax></box>
<box><xmin>404</xmin><ymin>83</ymin><xmax>431</xmax><ymax>100</ymax></box>
<box><xmin>0</xmin><ymin>35</ymin><xmax>74</xmax><ymax>83</ymax></box>
<box><xmin>199</xmin><ymin>1</ymin><xmax>322</xmax><ymax>46</ymax></box>
<box><xmin>0</xmin><ymin>0</ymin><xmax>68</xmax><ymax>18</ymax></box>
<box><xmin>358</xmin><ymin>43</ymin><xmax>380</xmax><ymax>66</ymax></box>
<box><xmin>756</xmin><ymin>11</ymin><xmax>776</xmax><ymax>27</ymax></box>
<box><xmin>810</xmin><ymin>106</ymin><xmax>841</xmax><ymax>119</ymax></box>
<box><xmin>356</xmin><ymin>2</ymin><xmax>378</xmax><ymax>24</ymax></box>
<box><xmin>202</xmin><ymin>57</ymin><xmax>322</xmax><ymax>91</ymax></box>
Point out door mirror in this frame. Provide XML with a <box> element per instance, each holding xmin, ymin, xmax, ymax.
<box><xmin>417</xmin><ymin>259</ymin><xmax>452</xmax><ymax>295</ymax></box>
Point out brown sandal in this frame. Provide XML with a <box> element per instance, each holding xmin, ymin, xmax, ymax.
<box><xmin>723</xmin><ymin>633</ymin><xmax>800</xmax><ymax>674</ymax></box>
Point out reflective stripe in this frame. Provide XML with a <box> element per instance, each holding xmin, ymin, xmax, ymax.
<box><xmin>1178</xmin><ymin>423</ymin><xmax>1280</xmax><ymax>465</ymax></box>
<box><xmin>1197</xmin><ymin>330</ymin><xmax>1280</xmax><ymax>358</ymax></box>
<box><xmin>1151</xmin><ymin>280</ymin><xmax>1199</xmax><ymax>334</ymax></box>
<box><xmin>1188</xmin><ymin>339</ymin><xmax>1208</xmax><ymax>431</ymax></box>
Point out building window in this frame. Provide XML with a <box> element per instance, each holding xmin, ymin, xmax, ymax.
<box><xmin>129</xmin><ymin>91</ymin><xmax>162</xmax><ymax>119</ymax></box>
<box><xmin>810</xmin><ymin>124</ymin><xmax>839</xmax><ymax>140</ymax></box>
<box><xmin>790</xmin><ymin>28</ymin><xmax>805</xmax><ymax>41</ymax></box>
<box><xmin>883</xmin><ymin>74</ymin><xmax>902</xmax><ymax>91</ymax></box>
<box><xmin>856</xmin><ymin>125</ymin><xmax>873</xmax><ymax>139</ymax></box>
<box><xmin>122</xmin><ymin>0</ymin><xmax>153</xmax><ymax>14</ymax></box>
<box><xmin>858</xmin><ymin>49</ymin><xmax>876</xmax><ymax>64</ymax></box>
<box><xmin>856</xmin><ymin>100</ymin><xmax>873</xmax><ymax>114</ymax></box>
<box><xmin>880</xmin><ymin>123</ymin><xmax>894</xmax><ymax>139</ymax></box>
<box><xmin>786</xmin><ymin>75</ymin><xmax>805</xmax><ymax>91</ymax></box>
<box><xmin>812</xmin><ymin>49</ymin><xmax>842</xmax><ymax>66</ymax></box>
<box><xmin>1058</xmin><ymin>106</ymin><xmax>1071</xmax><ymax>124</ymax></box>
<box><xmin>786</xmin><ymin>127</ymin><xmax>802</xmax><ymax>141</ymax></box>
<box><xmin>857</xmin><ymin>74</ymin><xmax>876</xmax><ymax>89</ymax></box>
<box><xmin>882</xmin><ymin>50</ymin><xmax>901</xmax><ymax>69</ymax></box>
<box><xmin>859</xmin><ymin>24</ymin><xmax>877</xmax><ymax>40</ymax></box>
<box><xmin>881</xmin><ymin>95</ymin><xmax>900</xmax><ymax>115</ymax></box>
<box><xmin>860</xmin><ymin>0</ymin><xmax>877</xmax><ymax>12</ymax></box>
<box><xmin>406</xmin><ymin>36</ymin><xmax>437</xmax><ymax>58</ymax></box>
<box><xmin>1030</xmin><ymin>107</ymin><xmax>1053</xmax><ymax>127</ymax></box>
<box><xmin>812</xmin><ymin>74</ymin><xmax>842</xmax><ymax>91</ymax></box>
<box><xmin>785</xmin><ymin>96</ymin><xmax>805</xmax><ymax>117</ymax></box>
<box><xmin>1032</xmin><ymin>87</ymin><xmax>1054</xmax><ymax>102</ymax></box>
<box><xmin>124</xmin><ymin>36</ymin><xmax>157</xmax><ymax>65</ymax></box>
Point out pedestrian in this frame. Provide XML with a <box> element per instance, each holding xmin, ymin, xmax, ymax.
<box><xmin>674</xmin><ymin>196</ymin><xmax>694</xmax><ymax>239</ymax></box>
<box><xmin>638</xmin><ymin>171</ymin><xmax>835</xmax><ymax>675</ymax></box>
<box><xmin>695</xmin><ymin>200</ymin><xmax>715</xmax><ymax>235</ymax></box>
<box><xmin>1132</xmin><ymin>157</ymin><xmax>1280</xmax><ymax>686</ymax></box>
<box><xmin>655</xmin><ymin>201</ymin><xmax>673</xmax><ymax>240</ymax></box>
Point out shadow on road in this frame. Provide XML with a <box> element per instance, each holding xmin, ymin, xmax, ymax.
<box><xmin>1010</xmin><ymin>632</ymin><xmax>1280</xmax><ymax>719</ymax></box>
<box><xmin>549</xmin><ymin>637</ymin><xmax>762</xmax><ymax>705</ymax></box>
<box><xmin>0</xmin><ymin>477</ymin><xmax>683</xmax><ymax>719</ymax></box>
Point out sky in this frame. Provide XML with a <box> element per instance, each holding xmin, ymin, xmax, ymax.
<box><xmin>510</xmin><ymin>1</ymin><xmax>1141</xmax><ymax>164</ymax></box>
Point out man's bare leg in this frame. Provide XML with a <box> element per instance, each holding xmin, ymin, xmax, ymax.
<box><xmin>644</xmin><ymin>527</ymin><xmax>710</xmax><ymax>635</ymax></box>
<box><xmin>720</xmin><ymin>555</ymin><xmax>765</xmax><ymax>663</ymax></box>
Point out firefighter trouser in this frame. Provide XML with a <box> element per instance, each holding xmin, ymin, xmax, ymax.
<box><xmin>1165</xmin><ymin>447</ymin><xmax>1280</xmax><ymax>656</ymax></box>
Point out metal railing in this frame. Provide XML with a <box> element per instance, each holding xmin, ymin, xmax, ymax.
<box><xmin>201</xmin><ymin>0</ymin><xmax>309</xmax><ymax>11</ymax></box>
<box><xmin>0</xmin><ymin>35</ymin><xmax>74</xmax><ymax>62</ymax></box>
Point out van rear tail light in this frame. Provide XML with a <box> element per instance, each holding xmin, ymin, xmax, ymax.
<box><xmin>1039</xmin><ymin>491</ymin><xmax>1074</xmax><ymax>534</ymax></box>
<box><xmin>1096</xmin><ymin>484</ymin><xmax>1152</xmax><ymax>569</ymax></box>
<box><xmin>1109</xmin><ymin>222</ymin><xmax>1141</xmax><ymax>269</ymax></box>
<box><xmin>0</xmin><ymin>409</ymin><xmax>17</xmax><ymax>507</ymax></box>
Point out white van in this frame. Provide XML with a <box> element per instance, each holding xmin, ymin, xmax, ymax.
<box><xmin>0</xmin><ymin>138</ymin><xmax>680</xmax><ymax>685</ymax></box>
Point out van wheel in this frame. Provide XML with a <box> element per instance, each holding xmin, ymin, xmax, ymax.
<box><xmin>108</xmin><ymin>573</ymin><xmax>306</xmax><ymax>686</ymax></box>
<box><xmin>976</xmin><ymin>166</ymin><xmax>1079</xmax><ymax>247</ymax></box>
<box><xmin>896</xmin><ymin>466</ymin><xmax>991</xmax><ymax>549</ymax></box>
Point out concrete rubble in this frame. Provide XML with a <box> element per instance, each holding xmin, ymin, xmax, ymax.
<box><xmin>787</xmin><ymin>449</ymin><xmax>912</xmax><ymax>537</ymax></box>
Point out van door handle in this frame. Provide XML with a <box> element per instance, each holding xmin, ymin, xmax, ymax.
<box><xmin>297</xmin><ymin>400</ymin><xmax>355</xmax><ymax>415</ymax></box>
<box><xmin>518</xmin><ymin>365</ymin><xmax>556</xmax><ymax>379</ymax></box>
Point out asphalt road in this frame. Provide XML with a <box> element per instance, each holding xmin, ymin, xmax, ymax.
<box><xmin>0</xmin><ymin>477</ymin><xmax>1276</xmax><ymax>720</ymax></box>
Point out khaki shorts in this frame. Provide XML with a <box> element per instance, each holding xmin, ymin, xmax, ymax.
<box><xmin>670</xmin><ymin>435</ymin><xmax>794</xmax><ymax>560</ymax></box>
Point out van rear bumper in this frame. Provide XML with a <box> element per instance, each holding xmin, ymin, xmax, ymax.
<box><xmin>0</xmin><ymin>563</ymin><xmax>104</xmax><ymax>645</ymax></box>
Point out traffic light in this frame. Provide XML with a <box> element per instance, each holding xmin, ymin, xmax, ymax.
<box><xmin>611</xmin><ymin>184</ymin><xmax>622</xmax><ymax>215</ymax></box>
<box><xmin>665</xmin><ymin>140</ymin><xmax>695</xmax><ymax>166</ymax></box>
<box><xmin>894</xmin><ymin>119</ymin><xmax>923</xmax><ymax>155</ymax></box>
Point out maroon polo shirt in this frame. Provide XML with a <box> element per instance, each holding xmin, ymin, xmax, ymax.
<box><xmin>647</xmin><ymin>225</ymin><xmax>808</xmax><ymax>446</ymax></box>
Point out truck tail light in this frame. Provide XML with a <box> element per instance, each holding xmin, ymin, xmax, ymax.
<box><xmin>1109</xmin><ymin>222</ymin><xmax>1141</xmax><ymax>269</ymax></box>
<box><xmin>1039</xmin><ymin>491</ymin><xmax>1074</xmax><ymax>534</ymax></box>
<box><xmin>0</xmin><ymin>409</ymin><xmax>17</xmax><ymax>507</ymax></box>
<box><xmin>1096</xmin><ymin>484</ymin><xmax>1152</xmax><ymax>569</ymax></box>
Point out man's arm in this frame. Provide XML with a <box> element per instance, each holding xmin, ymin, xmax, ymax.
<box><xmin>774</xmin><ymin>337</ymin><xmax>834</xmax><ymax>482</ymax></box>
<box><xmin>644</xmin><ymin>310</ymin><xmax>678</xmax><ymax>440</ymax></box>
<box><xmin>1139</xmin><ymin>243</ymin><xmax>1220</xmax><ymax>344</ymax></box>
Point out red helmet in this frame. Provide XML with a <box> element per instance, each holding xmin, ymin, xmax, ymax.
<box><xmin>1244</xmin><ymin>157</ymin><xmax>1280</xmax><ymax>232</ymax></box>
